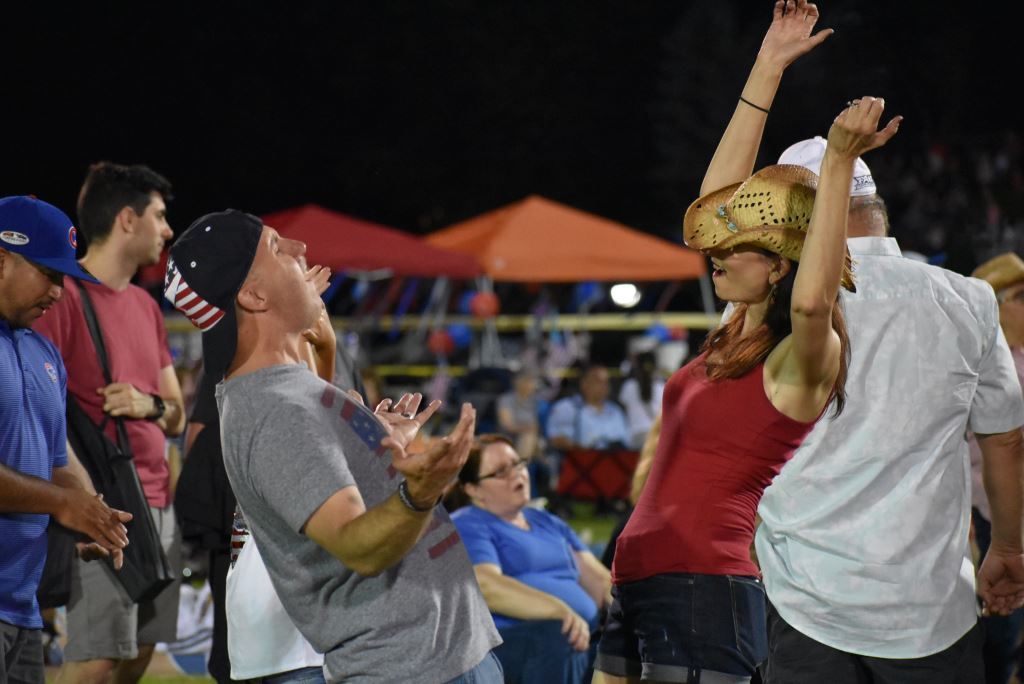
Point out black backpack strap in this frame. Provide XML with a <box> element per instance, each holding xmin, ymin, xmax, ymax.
<box><xmin>73</xmin><ymin>278</ymin><xmax>133</xmax><ymax>459</ymax></box>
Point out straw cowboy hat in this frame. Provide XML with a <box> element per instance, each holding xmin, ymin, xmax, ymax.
<box><xmin>972</xmin><ymin>252</ymin><xmax>1024</xmax><ymax>295</ymax></box>
<box><xmin>683</xmin><ymin>164</ymin><xmax>856</xmax><ymax>291</ymax></box>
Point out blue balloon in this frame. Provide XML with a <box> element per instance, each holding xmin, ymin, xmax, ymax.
<box><xmin>572</xmin><ymin>281</ymin><xmax>603</xmax><ymax>311</ymax></box>
<box><xmin>351</xmin><ymin>279</ymin><xmax>369</xmax><ymax>303</ymax></box>
<box><xmin>458</xmin><ymin>291</ymin><xmax>476</xmax><ymax>315</ymax></box>
<box><xmin>645</xmin><ymin>323</ymin><xmax>670</xmax><ymax>342</ymax></box>
<box><xmin>447</xmin><ymin>323</ymin><xmax>473</xmax><ymax>350</ymax></box>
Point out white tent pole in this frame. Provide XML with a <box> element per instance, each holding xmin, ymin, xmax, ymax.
<box><xmin>698</xmin><ymin>273</ymin><xmax>716</xmax><ymax>316</ymax></box>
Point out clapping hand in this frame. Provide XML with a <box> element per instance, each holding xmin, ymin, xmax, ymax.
<box><xmin>55</xmin><ymin>490</ymin><xmax>132</xmax><ymax>555</ymax></box>
<box><xmin>302</xmin><ymin>300</ymin><xmax>336</xmax><ymax>353</ymax></box>
<box><xmin>347</xmin><ymin>390</ymin><xmax>443</xmax><ymax>451</ymax></box>
<box><xmin>384</xmin><ymin>402</ymin><xmax>476</xmax><ymax>510</ymax></box>
<box><xmin>305</xmin><ymin>264</ymin><xmax>332</xmax><ymax>295</ymax></box>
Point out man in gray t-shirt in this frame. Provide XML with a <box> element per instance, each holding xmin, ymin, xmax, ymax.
<box><xmin>166</xmin><ymin>209</ymin><xmax>501</xmax><ymax>683</ymax></box>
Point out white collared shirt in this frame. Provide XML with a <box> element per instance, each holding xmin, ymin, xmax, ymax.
<box><xmin>755</xmin><ymin>237</ymin><xmax>1024</xmax><ymax>658</ymax></box>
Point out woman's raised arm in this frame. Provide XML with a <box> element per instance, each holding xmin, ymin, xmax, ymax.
<box><xmin>788</xmin><ymin>97</ymin><xmax>901</xmax><ymax>384</ymax></box>
<box><xmin>700</xmin><ymin>0</ymin><xmax>833</xmax><ymax>195</ymax></box>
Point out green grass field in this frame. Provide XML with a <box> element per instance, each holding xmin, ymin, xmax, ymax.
<box><xmin>565</xmin><ymin>500</ymin><xmax>620</xmax><ymax>553</ymax></box>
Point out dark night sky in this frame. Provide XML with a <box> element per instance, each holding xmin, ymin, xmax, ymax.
<box><xmin>2</xmin><ymin>1</ymin><xmax>1016</xmax><ymax>248</ymax></box>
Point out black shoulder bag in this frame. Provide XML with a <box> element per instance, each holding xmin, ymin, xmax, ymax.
<box><xmin>64</xmin><ymin>279</ymin><xmax>175</xmax><ymax>603</ymax></box>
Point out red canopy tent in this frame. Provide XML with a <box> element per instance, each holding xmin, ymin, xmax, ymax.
<box><xmin>262</xmin><ymin>204</ymin><xmax>482</xmax><ymax>279</ymax></box>
<box><xmin>426</xmin><ymin>195</ymin><xmax>705</xmax><ymax>282</ymax></box>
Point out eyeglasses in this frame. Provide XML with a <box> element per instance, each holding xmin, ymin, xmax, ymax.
<box><xmin>1000</xmin><ymin>289</ymin><xmax>1024</xmax><ymax>305</ymax></box>
<box><xmin>477</xmin><ymin>457</ymin><xmax>529</xmax><ymax>482</ymax></box>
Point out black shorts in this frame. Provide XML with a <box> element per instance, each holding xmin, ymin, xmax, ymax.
<box><xmin>762</xmin><ymin>602</ymin><xmax>983</xmax><ymax>684</ymax></box>
<box><xmin>595</xmin><ymin>573</ymin><xmax>768</xmax><ymax>682</ymax></box>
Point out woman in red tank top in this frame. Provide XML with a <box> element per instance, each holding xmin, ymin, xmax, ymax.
<box><xmin>593</xmin><ymin>2</ymin><xmax>902</xmax><ymax>683</ymax></box>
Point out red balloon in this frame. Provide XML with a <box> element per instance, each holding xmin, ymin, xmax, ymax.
<box><xmin>427</xmin><ymin>329</ymin><xmax>455</xmax><ymax>357</ymax></box>
<box><xmin>469</xmin><ymin>291</ymin><xmax>500</xmax><ymax>319</ymax></box>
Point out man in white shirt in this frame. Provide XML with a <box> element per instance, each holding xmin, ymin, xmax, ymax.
<box><xmin>755</xmin><ymin>137</ymin><xmax>1024</xmax><ymax>683</ymax></box>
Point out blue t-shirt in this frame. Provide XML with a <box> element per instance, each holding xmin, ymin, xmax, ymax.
<box><xmin>0</xmin><ymin>320</ymin><xmax>68</xmax><ymax>629</ymax></box>
<box><xmin>452</xmin><ymin>505</ymin><xmax>597</xmax><ymax>630</ymax></box>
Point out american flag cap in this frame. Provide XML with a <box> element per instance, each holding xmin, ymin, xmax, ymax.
<box><xmin>164</xmin><ymin>209</ymin><xmax>263</xmax><ymax>331</ymax></box>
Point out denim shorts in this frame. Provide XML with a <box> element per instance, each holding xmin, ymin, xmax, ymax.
<box><xmin>595</xmin><ymin>573</ymin><xmax>768</xmax><ymax>682</ymax></box>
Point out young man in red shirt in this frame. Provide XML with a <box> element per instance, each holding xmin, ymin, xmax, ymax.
<box><xmin>35</xmin><ymin>163</ymin><xmax>186</xmax><ymax>684</ymax></box>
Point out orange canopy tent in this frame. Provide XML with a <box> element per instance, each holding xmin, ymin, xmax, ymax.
<box><xmin>262</xmin><ymin>204</ymin><xmax>482</xmax><ymax>279</ymax></box>
<box><xmin>426</xmin><ymin>195</ymin><xmax>705</xmax><ymax>282</ymax></box>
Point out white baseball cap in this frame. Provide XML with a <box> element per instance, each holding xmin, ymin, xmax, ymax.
<box><xmin>777</xmin><ymin>136</ymin><xmax>877</xmax><ymax>197</ymax></box>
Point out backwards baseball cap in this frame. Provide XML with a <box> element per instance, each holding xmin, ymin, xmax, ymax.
<box><xmin>0</xmin><ymin>195</ymin><xmax>99</xmax><ymax>283</ymax></box>
<box><xmin>164</xmin><ymin>209</ymin><xmax>264</xmax><ymax>331</ymax></box>
<box><xmin>777</xmin><ymin>136</ymin><xmax>877</xmax><ymax>197</ymax></box>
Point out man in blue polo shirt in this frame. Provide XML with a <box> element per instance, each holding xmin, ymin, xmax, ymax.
<box><xmin>0</xmin><ymin>195</ymin><xmax>132</xmax><ymax>684</ymax></box>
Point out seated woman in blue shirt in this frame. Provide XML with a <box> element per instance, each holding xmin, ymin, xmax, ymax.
<box><xmin>450</xmin><ymin>434</ymin><xmax>612</xmax><ymax>684</ymax></box>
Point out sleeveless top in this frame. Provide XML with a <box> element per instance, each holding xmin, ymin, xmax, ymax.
<box><xmin>613</xmin><ymin>352</ymin><xmax>822</xmax><ymax>582</ymax></box>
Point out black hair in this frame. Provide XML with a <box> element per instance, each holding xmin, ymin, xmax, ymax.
<box><xmin>76</xmin><ymin>162</ymin><xmax>173</xmax><ymax>245</ymax></box>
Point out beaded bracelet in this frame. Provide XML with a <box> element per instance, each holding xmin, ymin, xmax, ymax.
<box><xmin>398</xmin><ymin>479</ymin><xmax>437</xmax><ymax>513</ymax></box>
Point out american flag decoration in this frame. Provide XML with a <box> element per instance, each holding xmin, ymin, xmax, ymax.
<box><xmin>163</xmin><ymin>256</ymin><xmax>226</xmax><ymax>331</ymax></box>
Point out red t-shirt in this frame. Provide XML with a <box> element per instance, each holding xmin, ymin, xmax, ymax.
<box><xmin>34</xmin><ymin>281</ymin><xmax>173</xmax><ymax>507</ymax></box>
<box><xmin>613</xmin><ymin>353</ymin><xmax>819</xmax><ymax>582</ymax></box>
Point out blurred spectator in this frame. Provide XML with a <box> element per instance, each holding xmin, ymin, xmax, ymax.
<box><xmin>497</xmin><ymin>370</ymin><xmax>542</xmax><ymax>461</ymax></box>
<box><xmin>870</xmin><ymin>129</ymin><xmax>1024</xmax><ymax>274</ymax></box>
<box><xmin>546</xmin><ymin>366</ymin><xmax>628</xmax><ymax>452</ymax></box>
<box><xmin>451</xmin><ymin>435</ymin><xmax>611</xmax><ymax>684</ymax></box>
<box><xmin>617</xmin><ymin>352</ymin><xmax>665</xmax><ymax>450</ymax></box>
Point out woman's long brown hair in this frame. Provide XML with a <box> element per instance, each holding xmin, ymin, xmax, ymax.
<box><xmin>700</xmin><ymin>264</ymin><xmax>850</xmax><ymax>416</ymax></box>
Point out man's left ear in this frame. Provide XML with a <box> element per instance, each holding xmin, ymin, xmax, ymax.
<box><xmin>116</xmin><ymin>205</ymin><xmax>139</xmax><ymax>235</ymax></box>
<box><xmin>236</xmin><ymin>280</ymin><xmax>269</xmax><ymax>313</ymax></box>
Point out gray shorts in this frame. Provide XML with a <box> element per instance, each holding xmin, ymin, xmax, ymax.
<box><xmin>1</xmin><ymin>621</ymin><xmax>44</xmax><ymax>684</ymax></box>
<box><xmin>64</xmin><ymin>505</ymin><xmax>182</xmax><ymax>662</ymax></box>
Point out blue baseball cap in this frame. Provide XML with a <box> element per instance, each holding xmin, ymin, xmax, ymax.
<box><xmin>0</xmin><ymin>195</ymin><xmax>99</xmax><ymax>283</ymax></box>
